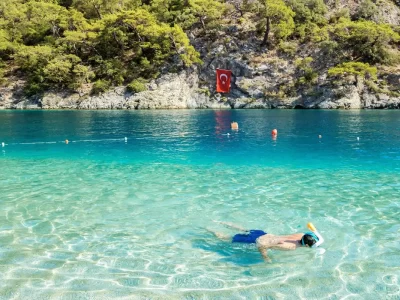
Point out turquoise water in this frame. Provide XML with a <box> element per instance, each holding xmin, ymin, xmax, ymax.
<box><xmin>0</xmin><ymin>110</ymin><xmax>399</xmax><ymax>299</ymax></box>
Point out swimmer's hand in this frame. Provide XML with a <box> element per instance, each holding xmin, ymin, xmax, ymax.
<box><xmin>258</xmin><ymin>246</ymin><xmax>273</xmax><ymax>263</ymax></box>
<box><xmin>260</xmin><ymin>249</ymin><xmax>272</xmax><ymax>263</ymax></box>
<box><xmin>263</xmin><ymin>256</ymin><xmax>272</xmax><ymax>263</ymax></box>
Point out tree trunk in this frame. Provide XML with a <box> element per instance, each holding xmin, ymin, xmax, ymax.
<box><xmin>93</xmin><ymin>4</ymin><xmax>102</xmax><ymax>20</ymax></box>
<box><xmin>200</xmin><ymin>16</ymin><xmax>206</xmax><ymax>31</ymax></box>
<box><xmin>112</xmin><ymin>31</ymin><xmax>124</xmax><ymax>50</ymax></box>
<box><xmin>260</xmin><ymin>16</ymin><xmax>270</xmax><ymax>47</ymax></box>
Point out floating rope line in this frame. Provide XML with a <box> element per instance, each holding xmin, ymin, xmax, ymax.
<box><xmin>2</xmin><ymin>137</ymin><xmax>128</xmax><ymax>147</ymax></box>
<box><xmin>1</xmin><ymin>133</ymin><xmax>236</xmax><ymax>147</ymax></box>
<box><xmin>70</xmin><ymin>138</ymin><xmax>126</xmax><ymax>143</ymax></box>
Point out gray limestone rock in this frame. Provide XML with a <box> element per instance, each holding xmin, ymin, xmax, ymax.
<box><xmin>78</xmin><ymin>92</ymin><xmax>127</xmax><ymax>110</ymax></box>
<box><xmin>126</xmin><ymin>70</ymin><xmax>198</xmax><ymax>109</ymax></box>
<box><xmin>13</xmin><ymin>99</ymin><xmax>41</xmax><ymax>109</ymax></box>
<box><xmin>41</xmin><ymin>92</ymin><xmax>80</xmax><ymax>109</ymax></box>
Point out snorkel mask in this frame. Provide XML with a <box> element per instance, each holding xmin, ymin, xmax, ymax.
<box><xmin>302</xmin><ymin>223</ymin><xmax>325</xmax><ymax>248</ymax></box>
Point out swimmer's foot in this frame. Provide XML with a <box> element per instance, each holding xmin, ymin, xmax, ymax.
<box><xmin>206</xmin><ymin>228</ymin><xmax>231</xmax><ymax>241</ymax></box>
<box><xmin>213</xmin><ymin>221</ymin><xmax>246</xmax><ymax>232</ymax></box>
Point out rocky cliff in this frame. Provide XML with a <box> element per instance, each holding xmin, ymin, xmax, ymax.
<box><xmin>1</xmin><ymin>64</ymin><xmax>399</xmax><ymax>110</ymax></box>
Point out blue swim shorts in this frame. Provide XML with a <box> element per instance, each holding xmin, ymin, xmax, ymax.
<box><xmin>232</xmin><ymin>230</ymin><xmax>267</xmax><ymax>244</ymax></box>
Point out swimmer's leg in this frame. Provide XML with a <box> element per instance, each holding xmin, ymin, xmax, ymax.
<box><xmin>213</xmin><ymin>221</ymin><xmax>247</xmax><ymax>232</ymax></box>
<box><xmin>206</xmin><ymin>228</ymin><xmax>232</xmax><ymax>241</ymax></box>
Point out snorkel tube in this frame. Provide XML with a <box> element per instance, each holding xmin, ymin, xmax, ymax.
<box><xmin>307</xmin><ymin>222</ymin><xmax>324</xmax><ymax>248</ymax></box>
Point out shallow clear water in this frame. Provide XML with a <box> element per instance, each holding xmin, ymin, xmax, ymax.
<box><xmin>0</xmin><ymin>110</ymin><xmax>399</xmax><ymax>299</ymax></box>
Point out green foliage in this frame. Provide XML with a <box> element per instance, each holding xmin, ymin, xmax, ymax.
<box><xmin>94</xmin><ymin>58</ymin><xmax>126</xmax><ymax>85</ymax></box>
<box><xmin>329</xmin><ymin>8</ymin><xmax>350</xmax><ymax>23</ymax></box>
<box><xmin>353</xmin><ymin>0</ymin><xmax>379</xmax><ymax>21</ymax></box>
<box><xmin>283</xmin><ymin>0</ymin><xmax>329</xmax><ymax>43</ymax></box>
<box><xmin>295</xmin><ymin>22</ymin><xmax>328</xmax><ymax>42</ymax></box>
<box><xmin>277</xmin><ymin>41</ymin><xmax>297</xmax><ymax>56</ymax></box>
<box><xmin>365</xmin><ymin>79</ymin><xmax>399</xmax><ymax>97</ymax></box>
<box><xmin>197</xmin><ymin>87</ymin><xmax>210</xmax><ymax>96</ymax></box>
<box><xmin>72</xmin><ymin>0</ymin><xmax>141</xmax><ymax>19</ymax></box>
<box><xmin>331</xmin><ymin>19</ymin><xmax>400</xmax><ymax>63</ymax></box>
<box><xmin>91</xmin><ymin>79</ymin><xmax>110</xmax><ymax>94</ymax></box>
<box><xmin>95</xmin><ymin>9</ymin><xmax>201</xmax><ymax>79</ymax></box>
<box><xmin>149</xmin><ymin>0</ymin><xmax>225</xmax><ymax>31</ymax></box>
<box><xmin>319</xmin><ymin>40</ymin><xmax>339</xmax><ymax>56</ymax></box>
<box><xmin>286</xmin><ymin>0</ymin><xmax>327</xmax><ymax>25</ymax></box>
<box><xmin>0</xmin><ymin>60</ymin><xmax>6</xmax><ymax>85</ymax></box>
<box><xmin>0</xmin><ymin>29</ymin><xmax>14</xmax><ymax>58</ymax></box>
<box><xmin>170</xmin><ymin>25</ymin><xmax>202</xmax><ymax>66</ymax></box>
<box><xmin>43</xmin><ymin>54</ymin><xmax>94</xmax><ymax>88</ymax></box>
<box><xmin>295</xmin><ymin>57</ymin><xmax>318</xmax><ymax>86</ymax></box>
<box><xmin>21</xmin><ymin>2</ymin><xmax>69</xmax><ymax>45</ymax></box>
<box><xmin>328</xmin><ymin>62</ymin><xmax>377</xmax><ymax>80</ymax></box>
<box><xmin>24</xmin><ymin>81</ymin><xmax>44</xmax><ymax>96</ymax></box>
<box><xmin>127</xmin><ymin>78</ymin><xmax>147</xmax><ymax>93</ymax></box>
<box><xmin>0</xmin><ymin>0</ymin><xmax>202</xmax><ymax>95</ymax></box>
<box><xmin>14</xmin><ymin>45</ymin><xmax>55</xmax><ymax>72</ymax></box>
<box><xmin>149</xmin><ymin>0</ymin><xmax>194</xmax><ymax>28</ymax></box>
<box><xmin>257</xmin><ymin>0</ymin><xmax>295</xmax><ymax>45</ymax></box>
<box><xmin>0</xmin><ymin>0</ymin><xmax>399</xmax><ymax>98</ymax></box>
<box><xmin>189</xmin><ymin>0</ymin><xmax>225</xmax><ymax>31</ymax></box>
<box><xmin>14</xmin><ymin>45</ymin><xmax>93</xmax><ymax>91</ymax></box>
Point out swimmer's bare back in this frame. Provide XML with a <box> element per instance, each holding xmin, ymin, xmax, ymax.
<box><xmin>256</xmin><ymin>233</ymin><xmax>304</xmax><ymax>261</ymax></box>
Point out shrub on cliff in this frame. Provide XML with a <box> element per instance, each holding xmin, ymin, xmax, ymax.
<box><xmin>14</xmin><ymin>45</ymin><xmax>94</xmax><ymax>91</ymax></box>
<box><xmin>257</xmin><ymin>0</ymin><xmax>295</xmax><ymax>47</ymax></box>
<box><xmin>149</xmin><ymin>0</ymin><xmax>225</xmax><ymax>32</ymax></box>
<box><xmin>71</xmin><ymin>0</ymin><xmax>141</xmax><ymax>19</ymax></box>
<box><xmin>91</xmin><ymin>79</ymin><xmax>110</xmax><ymax>95</ymax></box>
<box><xmin>327</xmin><ymin>62</ymin><xmax>378</xmax><ymax>82</ymax></box>
<box><xmin>93</xmin><ymin>9</ymin><xmax>201</xmax><ymax>78</ymax></box>
<box><xmin>331</xmin><ymin>19</ymin><xmax>400</xmax><ymax>64</ymax></box>
<box><xmin>127</xmin><ymin>78</ymin><xmax>147</xmax><ymax>93</ymax></box>
<box><xmin>353</xmin><ymin>0</ymin><xmax>379</xmax><ymax>21</ymax></box>
<box><xmin>295</xmin><ymin>57</ymin><xmax>318</xmax><ymax>87</ymax></box>
<box><xmin>0</xmin><ymin>1</ymin><xmax>201</xmax><ymax>93</ymax></box>
<box><xmin>43</xmin><ymin>54</ymin><xmax>94</xmax><ymax>89</ymax></box>
<box><xmin>0</xmin><ymin>60</ymin><xmax>5</xmax><ymax>85</ymax></box>
<box><xmin>286</xmin><ymin>0</ymin><xmax>327</xmax><ymax>26</ymax></box>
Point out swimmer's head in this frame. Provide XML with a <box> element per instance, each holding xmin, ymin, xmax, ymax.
<box><xmin>300</xmin><ymin>232</ymin><xmax>319</xmax><ymax>247</ymax></box>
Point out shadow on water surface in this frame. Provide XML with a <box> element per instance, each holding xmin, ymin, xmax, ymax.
<box><xmin>192</xmin><ymin>234</ymin><xmax>263</xmax><ymax>266</ymax></box>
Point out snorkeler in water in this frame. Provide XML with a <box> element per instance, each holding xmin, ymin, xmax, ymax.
<box><xmin>210</xmin><ymin>221</ymin><xmax>324</xmax><ymax>262</ymax></box>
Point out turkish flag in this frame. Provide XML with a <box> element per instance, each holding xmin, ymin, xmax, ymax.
<box><xmin>216</xmin><ymin>69</ymin><xmax>232</xmax><ymax>93</ymax></box>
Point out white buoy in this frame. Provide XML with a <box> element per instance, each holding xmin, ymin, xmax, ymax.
<box><xmin>231</xmin><ymin>122</ymin><xmax>239</xmax><ymax>130</ymax></box>
<box><xmin>1</xmin><ymin>142</ymin><xmax>4</xmax><ymax>147</ymax></box>
<box><xmin>357</xmin><ymin>137</ymin><xmax>360</xmax><ymax>141</ymax></box>
<box><xmin>124</xmin><ymin>137</ymin><xmax>128</xmax><ymax>142</ymax></box>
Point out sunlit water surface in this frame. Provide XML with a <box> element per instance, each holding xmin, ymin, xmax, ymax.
<box><xmin>0</xmin><ymin>110</ymin><xmax>399</xmax><ymax>299</ymax></box>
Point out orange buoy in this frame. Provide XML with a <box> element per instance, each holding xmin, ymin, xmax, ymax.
<box><xmin>65</xmin><ymin>139</ymin><xmax>69</xmax><ymax>144</ymax></box>
<box><xmin>271</xmin><ymin>129</ymin><xmax>278</xmax><ymax>136</ymax></box>
<box><xmin>231</xmin><ymin>122</ymin><xmax>239</xmax><ymax>130</ymax></box>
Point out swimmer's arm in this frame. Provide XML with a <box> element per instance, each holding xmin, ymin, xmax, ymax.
<box><xmin>270</xmin><ymin>242</ymin><xmax>296</xmax><ymax>251</ymax></box>
<box><xmin>258</xmin><ymin>246</ymin><xmax>271</xmax><ymax>263</ymax></box>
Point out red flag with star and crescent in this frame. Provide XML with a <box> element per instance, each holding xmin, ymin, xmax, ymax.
<box><xmin>216</xmin><ymin>69</ymin><xmax>232</xmax><ymax>93</ymax></box>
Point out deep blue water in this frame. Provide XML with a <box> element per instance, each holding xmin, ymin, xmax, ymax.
<box><xmin>2</xmin><ymin>110</ymin><xmax>400</xmax><ymax>170</ymax></box>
